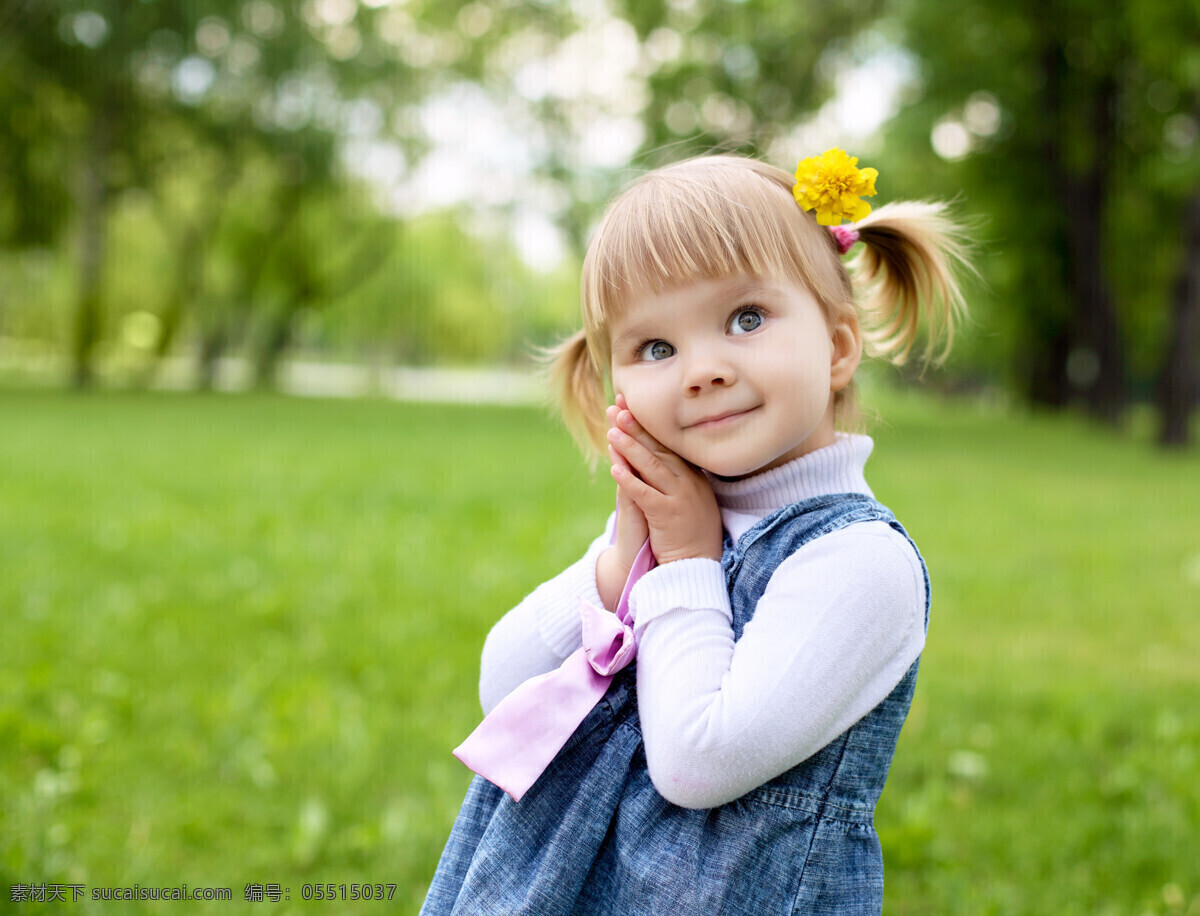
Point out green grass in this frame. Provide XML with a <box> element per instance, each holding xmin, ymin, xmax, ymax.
<box><xmin>1</xmin><ymin>388</ymin><xmax>1198</xmax><ymax>914</ymax></box>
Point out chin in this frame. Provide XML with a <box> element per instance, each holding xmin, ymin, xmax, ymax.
<box><xmin>696</xmin><ymin>456</ymin><xmax>767</xmax><ymax>480</ymax></box>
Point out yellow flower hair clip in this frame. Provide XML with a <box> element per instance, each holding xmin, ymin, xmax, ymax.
<box><xmin>793</xmin><ymin>148</ymin><xmax>879</xmax><ymax>227</ymax></box>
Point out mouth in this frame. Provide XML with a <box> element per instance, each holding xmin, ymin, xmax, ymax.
<box><xmin>687</xmin><ymin>407</ymin><xmax>757</xmax><ymax>430</ymax></box>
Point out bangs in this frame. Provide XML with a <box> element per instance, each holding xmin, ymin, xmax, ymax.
<box><xmin>580</xmin><ymin>156</ymin><xmax>852</xmax><ymax>364</ymax></box>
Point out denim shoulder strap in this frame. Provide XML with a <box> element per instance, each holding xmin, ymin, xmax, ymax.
<box><xmin>721</xmin><ymin>493</ymin><xmax>926</xmax><ymax>641</ymax></box>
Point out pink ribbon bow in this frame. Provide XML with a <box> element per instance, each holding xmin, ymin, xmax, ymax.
<box><xmin>452</xmin><ymin>538</ymin><xmax>656</xmax><ymax>802</ymax></box>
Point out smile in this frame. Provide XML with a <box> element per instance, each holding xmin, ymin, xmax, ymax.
<box><xmin>687</xmin><ymin>407</ymin><xmax>757</xmax><ymax>430</ymax></box>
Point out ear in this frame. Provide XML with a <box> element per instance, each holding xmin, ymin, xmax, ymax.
<box><xmin>829</xmin><ymin>312</ymin><xmax>862</xmax><ymax>393</ymax></box>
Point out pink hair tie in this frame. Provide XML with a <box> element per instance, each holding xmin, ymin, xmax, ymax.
<box><xmin>828</xmin><ymin>225</ymin><xmax>860</xmax><ymax>255</ymax></box>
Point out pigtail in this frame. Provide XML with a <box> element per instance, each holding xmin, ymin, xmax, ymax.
<box><xmin>850</xmin><ymin>201</ymin><xmax>975</xmax><ymax>366</ymax></box>
<box><xmin>539</xmin><ymin>328</ymin><xmax>608</xmax><ymax>467</ymax></box>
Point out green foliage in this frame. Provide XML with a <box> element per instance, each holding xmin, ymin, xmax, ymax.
<box><xmin>1</xmin><ymin>389</ymin><xmax>1197</xmax><ymax>913</ymax></box>
<box><xmin>0</xmin><ymin>202</ymin><xmax>575</xmax><ymax>379</ymax></box>
<box><xmin>882</xmin><ymin>0</ymin><xmax>1200</xmax><ymax>404</ymax></box>
<box><xmin>618</xmin><ymin>0</ymin><xmax>882</xmax><ymax>154</ymax></box>
<box><xmin>0</xmin><ymin>0</ymin><xmax>432</xmax><ymax>384</ymax></box>
<box><xmin>1</xmin><ymin>0</ymin><xmax>1197</xmax><ymax>433</ymax></box>
<box><xmin>319</xmin><ymin>212</ymin><xmax>570</xmax><ymax>366</ymax></box>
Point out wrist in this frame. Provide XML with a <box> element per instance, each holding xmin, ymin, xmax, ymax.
<box><xmin>652</xmin><ymin>539</ymin><xmax>724</xmax><ymax>565</ymax></box>
<box><xmin>655</xmin><ymin>552</ymin><xmax>723</xmax><ymax>565</ymax></box>
<box><xmin>596</xmin><ymin>547</ymin><xmax>629</xmax><ymax>612</ymax></box>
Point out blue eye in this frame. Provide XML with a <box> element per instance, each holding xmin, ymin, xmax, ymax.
<box><xmin>729</xmin><ymin>308</ymin><xmax>763</xmax><ymax>335</ymax></box>
<box><xmin>638</xmin><ymin>340</ymin><xmax>675</xmax><ymax>361</ymax></box>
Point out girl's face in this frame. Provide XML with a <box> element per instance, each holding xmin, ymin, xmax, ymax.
<box><xmin>608</xmin><ymin>274</ymin><xmax>860</xmax><ymax>479</ymax></box>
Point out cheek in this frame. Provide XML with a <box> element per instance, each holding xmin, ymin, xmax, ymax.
<box><xmin>617</xmin><ymin>379</ymin><xmax>671</xmax><ymax>435</ymax></box>
<box><xmin>770</xmin><ymin>351</ymin><xmax>833</xmax><ymax>413</ymax></box>
<box><xmin>620</xmin><ymin>388</ymin><xmax>655</xmax><ymax>424</ymax></box>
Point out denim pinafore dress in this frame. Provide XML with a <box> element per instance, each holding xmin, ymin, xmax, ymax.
<box><xmin>422</xmin><ymin>493</ymin><xmax>929</xmax><ymax>916</ymax></box>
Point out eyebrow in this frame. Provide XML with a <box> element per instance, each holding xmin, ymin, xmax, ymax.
<box><xmin>611</xmin><ymin>322</ymin><xmax>658</xmax><ymax>355</ymax></box>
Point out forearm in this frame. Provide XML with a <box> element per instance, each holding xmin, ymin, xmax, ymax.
<box><xmin>595</xmin><ymin>546</ymin><xmax>625</xmax><ymax>614</ymax></box>
<box><xmin>477</xmin><ymin>514</ymin><xmax>613</xmax><ymax>713</ymax></box>
<box><xmin>630</xmin><ymin>559</ymin><xmax>743</xmax><ymax>806</ymax></box>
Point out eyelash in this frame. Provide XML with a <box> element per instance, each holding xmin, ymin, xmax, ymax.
<box><xmin>634</xmin><ymin>338</ymin><xmax>673</xmax><ymax>362</ymax></box>
<box><xmin>729</xmin><ymin>305</ymin><xmax>765</xmax><ymax>334</ymax></box>
<box><xmin>632</xmin><ymin>306</ymin><xmax>766</xmax><ymax>361</ymax></box>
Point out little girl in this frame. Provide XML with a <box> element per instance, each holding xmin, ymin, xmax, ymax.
<box><xmin>422</xmin><ymin>151</ymin><xmax>971</xmax><ymax>915</ymax></box>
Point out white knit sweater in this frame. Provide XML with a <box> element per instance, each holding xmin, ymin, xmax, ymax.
<box><xmin>478</xmin><ymin>434</ymin><xmax>927</xmax><ymax>809</ymax></box>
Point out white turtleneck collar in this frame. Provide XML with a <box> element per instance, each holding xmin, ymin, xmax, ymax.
<box><xmin>707</xmin><ymin>433</ymin><xmax>875</xmax><ymax>542</ymax></box>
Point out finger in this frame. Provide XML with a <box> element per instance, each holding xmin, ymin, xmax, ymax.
<box><xmin>610</xmin><ymin>396</ymin><xmax>645</xmax><ymax>441</ymax></box>
<box><xmin>608</xmin><ymin>443</ymin><xmax>648</xmax><ymax>487</ymax></box>
<box><xmin>611</xmin><ymin>457</ymin><xmax>659</xmax><ymax>507</ymax></box>
<box><xmin>614</xmin><ymin>404</ymin><xmax>647</xmax><ymax>438</ymax></box>
<box><xmin>609</xmin><ymin>444</ymin><xmax>662</xmax><ymax>501</ymax></box>
<box><xmin>614</xmin><ymin>408</ymin><xmax>679</xmax><ymax>467</ymax></box>
<box><xmin>608</xmin><ymin>428</ymin><xmax>675</xmax><ymax>492</ymax></box>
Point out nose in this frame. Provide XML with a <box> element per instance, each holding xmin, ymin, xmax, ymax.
<box><xmin>682</xmin><ymin>345</ymin><xmax>737</xmax><ymax>395</ymax></box>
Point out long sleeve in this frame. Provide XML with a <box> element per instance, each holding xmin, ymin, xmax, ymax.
<box><xmin>477</xmin><ymin>512</ymin><xmax>615</xmax><ymax>714</ymax></box>
<box><xmin>630</xmin><ymin>521</ymin><xmax>927</xmax><ymax>810</ymax></box>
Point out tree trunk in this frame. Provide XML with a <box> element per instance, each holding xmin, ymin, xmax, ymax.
<box><xmin>252</xmin><ymin>308</ymin><xmax>294</xmax><ymax>391</ymax></box>
<box><xmin>71</xmin><ymin>109</ymin><xmax>110</xmax><ymax>389</ymax></box>
<box><xmin>1027</xmin><ymin>326</ymin><xmax>1072</xmax><ymax>409</ymax></box>
<box><xmin>1061</xmin><ymin>167</ymin><xmax>1125</xmax><ymax>424</ymax></box>
<box><xmin>196</xmin><ymin>324</ymin><xmax>227</xmax><ymax>392</ymax></box>
<box><xmin>248</xmin><ymin>222</ymin><xmax>393</xmax><ymax>390</ymax></box>
<box><xmin>141</xmin><ymin>220</ymin><xmax>205</xmax><ymax>388</ymax></box>
<box><xmin>190</xmin><ymin>183</ymin><xmax>303</xmax><ymax>390</ymax></box>
<box><xmin>143</xmin><ymin>164</ymin><xmax>241</xmax><ymax>387</ymax></box>
<box><xmin>1068</xmin><ymin>72</ymin><xmax>1125</xmax><ymax>424</ymax></box>
<box><xmin>1156</xmin><ymin>188</ymin><xmax>1200</xmax><ymax>447</ymax></box>
<box><xmin>1030</xmin><ymin>41</ymin><xmax>1074</xmax><ymax>409</ymax></box>
<box><xmin>1037</xmin><ymin>44</ymin><xmax>1126</xmax><ymax>422</ymax></box>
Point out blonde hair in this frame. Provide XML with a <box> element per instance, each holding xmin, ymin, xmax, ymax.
<box><xmin>548</xmin><ymin>154</ymin><xmax>973</xmax><ymax>459</ymax></box>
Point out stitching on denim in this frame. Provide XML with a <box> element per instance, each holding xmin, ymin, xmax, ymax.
<box><xmin>788</xmin><ymin>729</ymin><xmax>854</xmax><ymax>911</ymax></box>
<box><xmin>745</xmin><ymin>787</ymin><xmax>873</xmax><ymax>822</ymax></box>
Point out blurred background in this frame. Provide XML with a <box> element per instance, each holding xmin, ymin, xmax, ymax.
<box><xmin>1</xmin><ymin>0</ymin><xmax>1197</xmax><ymax>441</ymax></box>
<box><xmin>3</xmin><ymin>2</ymin><xmax>1200</xmax><ymax>914</ymax></box>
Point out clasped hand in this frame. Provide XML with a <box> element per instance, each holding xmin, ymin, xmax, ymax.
<box><xmin>596</xmin><ymin>394</ymin><xmax>723</xmax><ymax>611</ymax></box>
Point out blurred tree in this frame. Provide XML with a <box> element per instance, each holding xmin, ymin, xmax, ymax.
<box><xmin>0</xmin><ymin>0</ymin><xmax>424</xmax><ymax>389</ymax></box>
<box><xmin>247</xmin><ymin>186</ymin><xmax>398</xmax><ymax>389</ymax></box>
<box><xmin>618</xmin><ymin>0</ymin><xmax>881</xmax><ymax>155</ymax></box>
<box><xmin>137</xmin><ymin>112</ymin><xmax>246</xmax><ymax>380</ymax></box>
<box><xmin>531</xmin><ymin>0</ymin><xmax>884</xmax><ymax>252</ymax></box>
<box><xmin>884</xmin><ymin>1</ymin><xmax>1125</xmax><ymax>420</ymax></box>
<box><xmin>0</xmin><ymin>0</ymin><xmax>154</xmax><ymax>387</ymax></box>
<box><xmin>1127</xmin><ymin>0</ymin><xmax>1200</xmax><ymax>446</ymax></box>
<box><xmin>7</xmin><ymin>0</ymin><xmax>1189</xmax><ymax>432</ymax></box>
<box><xmin>1157</xmin><ymin>186</ymin><xmax>1200</xmax><ymax>445</ymax></box>
<box><xmin>886</xmin><ymin>0</ymin><xmax>1199</xmax><ymax>439</ymax></box>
